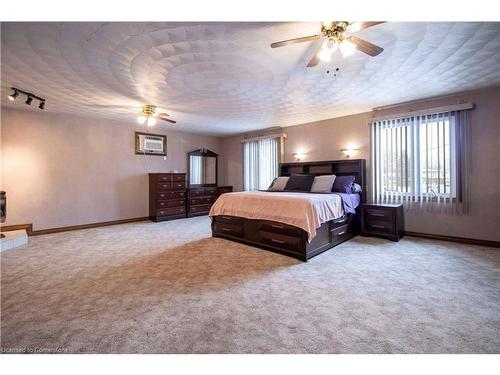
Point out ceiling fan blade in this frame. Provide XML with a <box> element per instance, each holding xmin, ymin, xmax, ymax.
<box><xmin>160</xmin><ymin>118</ymin><xmax>177</xmax><ymax>124</ymax></box>
<box><xmin>349</xmin><ymin>21</ymin><xmax>386</xmax><ymax>32</ymax></box>
<box><xmin>347</xmin><ymin>36</ymin><xmax>384</xmax><ymax>57</ymax></box>
<box><xmin>271</xmin><ymin>35</ymin><xmax>320</xmax><ymax>48</ymax></box>
<box><xmin>157</xmin><ymin>114</ymin><xmax>176</xmax><ymax>124</ymax></box>
<box><xmin>306</xmin><ymin>46</ymin><xmax>322</xmax><ymax>67</ymax></box>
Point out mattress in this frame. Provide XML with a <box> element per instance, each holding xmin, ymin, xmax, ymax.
<box><xmin>209</xmin><ymin>191</ymin><xmax>346</xmax><ymax>241</ymax></box>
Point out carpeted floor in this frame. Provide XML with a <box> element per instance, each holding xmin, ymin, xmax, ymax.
<box><xmin>1</xmin><ymin>216</ymin><xmax>499</xmax><ymax>354</ymax></box>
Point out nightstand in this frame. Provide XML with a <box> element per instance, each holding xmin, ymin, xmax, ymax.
<box><xmin>360</xmin><ymin>203</ymin><xmax>404</xmax><ymax>241</ymax></box>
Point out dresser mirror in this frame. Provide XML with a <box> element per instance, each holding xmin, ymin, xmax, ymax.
<box><xmin>188</xmin><ymin>149</ymin><xmax>218</xmax><ymax>187</ymax></box>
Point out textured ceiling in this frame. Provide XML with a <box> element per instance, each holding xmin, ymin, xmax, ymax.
<box><xmin>2</xmin><ymin>22</ymin><xmax>500</xmax><ymax>135</ymax></box>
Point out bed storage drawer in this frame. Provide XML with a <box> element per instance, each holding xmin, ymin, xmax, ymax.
<box><xmin>214</xmin><ymin>222</ymin><xmax>243</xmax><ymax>238</ymax></box>
<box><xmin>214</xmin><ymin>215</ymin><xmax>243</xmax><ymax>225</ymax></box>
<box><xmin>258</xmin><ymin>221</ymin><xmax>302</xmax><ymax>238</ymax></box>
<box><xmin>258</xmin><ymin>231</ymin><xmax>303</xmax><ymax>253</ymax></box>
<box><xmin>330</xmin><ymin>223</ymin><xmax>349</xmax><ymax>242</ymax></box>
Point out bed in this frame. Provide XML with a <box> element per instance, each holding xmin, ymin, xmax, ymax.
<box><xmin>210</xmin><ymin>159</ymin><xmax>366</xmax><ymax>261</ymax></box>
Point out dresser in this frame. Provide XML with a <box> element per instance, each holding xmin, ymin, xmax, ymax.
<box><xmin>187</xmin><ymin>186</ymin><xmax>233</xmax><ymax>217</ymax></box>
<box><xmin>360</xmin><ymin>202</ymin><xmax>404</xmax><ymax>241</ymax></box>
<box><xmin>149</xmin><ymin>173</ymin><xmax>187</xmax><ymax>222</ymax></box>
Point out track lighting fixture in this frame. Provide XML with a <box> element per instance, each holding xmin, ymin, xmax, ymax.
<box><xmin>8</xmin><ymin>89</ymin><xmax>19</xmax><ymax>101</ymax></box>
<box><xmin>7</xmin><ymin>87</ymin><xmax>45</xmax><ymax>109</ymax></box>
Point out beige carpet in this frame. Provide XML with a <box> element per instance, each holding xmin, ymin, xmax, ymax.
<box><xmin>1</xmin><ymin>216</ymin><xmax>499</xmax><ymax>354</ymax></box>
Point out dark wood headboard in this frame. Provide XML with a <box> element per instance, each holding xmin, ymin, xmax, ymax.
<box><xmin>279</xmin><ymin>159</ymin><xmax>367</xmax><ymax>202</ymax></box>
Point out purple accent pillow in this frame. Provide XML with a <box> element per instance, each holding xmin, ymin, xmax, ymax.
<box><xmin>284</xmin><ymin>174</ymin><xmax>315</xmax><ymax>192</ymax></box>
<box><xmin>332</xmin><ymin>175</ymin><xmax>355</xmax><ymax>193</ymax></box>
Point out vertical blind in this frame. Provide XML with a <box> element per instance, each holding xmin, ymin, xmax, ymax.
<box><xmin>371</xmin><ymin>109</ymin><xmax>469</xmax><ymax>212</ymax></box>
<box><xmin>243</xmin><ymin>137</ymin><xmax>279</xmax><ymax>191</ymax></box>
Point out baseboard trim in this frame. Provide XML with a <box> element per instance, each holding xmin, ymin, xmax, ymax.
<box><xmin>2</xmin><ymin>217</ymin><xmax>150</xmax><ymax>236</ymax></box>
<box><xmin>405</xmin><ymin>231</ymin><xmax>500</xmax><ymax>248</ymax></box>
<box><xmin>1</xmin><ymin>223</ymin><xmax>33</xmax><ymax>235</ymax></box>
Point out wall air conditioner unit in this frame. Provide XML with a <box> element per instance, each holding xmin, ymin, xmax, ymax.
<box><xmin>135</xmin><ymin>132</ymin><xmax>167</xmax><ymax>156</ymax></box>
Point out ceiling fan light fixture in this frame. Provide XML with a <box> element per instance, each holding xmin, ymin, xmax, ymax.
<box><xmin>137</xmin><ymin>115</ymin><xmax>146</xmax><ymax>124</ymax></box>
<box><xmin>318</xmin><ymin>40</ymin><xmax>338</xmax><ymax>62</ymax></box>
<box><xmin>146</xmin><ymin>116</ymin><xmax>156</xmax><ymax>126</ymax></box>
<box><xmin>340</xmin><ymin>39</ymin><xmax>356</xmax><ymax>57</ymax></box>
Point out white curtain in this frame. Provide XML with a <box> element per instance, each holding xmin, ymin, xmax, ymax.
<box><xmin>243</xmin><ymin>137</ymin><xmax>279</xmax><ymax>191</ymax></box>
<box><xmin>371</xmin><ymin>110</ymin><xmax>469</xmax><ymax>213</ymax></box>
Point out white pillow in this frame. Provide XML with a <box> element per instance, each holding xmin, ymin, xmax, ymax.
<box><xmin>268</xmin><ymin>176</ymin><xmax>289</xmax><ymax>191</ymax></box>
<box><xmin>310</xmin><ymin>175</ymin><xmax>336</xmax><ymax>193</ymax></box>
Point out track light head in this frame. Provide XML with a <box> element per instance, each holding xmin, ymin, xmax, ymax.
<box><xmin>39</xmin><ymin>100</ymin><xmax>45</xmax><ymax>110</ymax></box>
<box><xmin>8</xmin><ymin>89</ymin><xmax>19</xmax><ymax>101</ymax></box>
<box><xmin>25</xmin><ymin>96</ymin><xmax>33</xmax><ymax>105</ymax></box>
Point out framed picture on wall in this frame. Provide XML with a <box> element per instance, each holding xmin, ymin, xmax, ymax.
<box><xmin>135</xmin><ymin>132</ymin><xmax>167</xmax><ymax>156</ymax></box>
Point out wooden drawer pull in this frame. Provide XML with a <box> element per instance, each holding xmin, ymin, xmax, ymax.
<box><xmin>370</xmin><ymin>213</ymin><xmax>386</xmax><ymax>217</ymax></box>
<box><xmin>271</xmin><ymin>224</ymin><xmax>284</xmax><ymax>229</ymax></box>
<box><xmin>337</xmin><ymin>231</ymin><xmax>346</xmax><ymax>236</ymax></box>
<box><xmin>371</xmin><ymin>224</ymin><xmax>385</xmax><ymax>229</ymax></box>
<box><xmin>222</xmin><ymin>228</ymin><xmax>232</xmax><ymax>232</ymax></box>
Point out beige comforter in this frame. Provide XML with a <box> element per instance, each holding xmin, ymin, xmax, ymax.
<box><xmin>209</xmin><ymin>191</ymin><xmax>345</xmax><ymax>241</ymax></box>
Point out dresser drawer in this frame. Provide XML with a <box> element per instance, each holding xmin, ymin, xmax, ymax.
<box><xmin>214</xmin><ymin>215</ymin><xmax>244</xmax><ymax>225</ymax></box>
<box><xmin>214</xmin><ymin>222</ymin><xmax>243</xmax><ymax>238</ymax></box>
<box><xmin>204</xmin><ymin>187</ymin><xmax>217</xmax><ymax>195</ymax></box>
<box><xmin>258</xmin><ymin>231</ymin><xmax>302</xmax><ymax>253</ymax></box>
<box><xmin>157</xmin><ymin>199</ymin><xmax>185</xmax><ymax>208</ymax></box>
<box><xmin>189</xmin><ymin>189</ymin><xmax>205</xmax><ymax>197</ymax></box>
<box><xmin>172</xmin><ymin>181</ymin><xmax>185</xmax><ymax>190</ymax></box>
<box><xmin>364</xmin><ymin>207</ymin><xmax>393</xmax><ymax>220</ymax></box>
<box><xmin>172</xmin><ymin>175</ymin><xmax>185</xmax><ymax>182</ymax></box>
<box><xmin>190</xmin><ymin>196</ymin><xmax>215</xmax><ymax>205</ymax></box>
<box><xmin>157</xmin><ymin>182</ymin><xmax>172</xmax><ymax>191</ymax></box>
<box><xmin>157</xmin><ymin>174</ymin><xmax>172</xmax><ymax>182</ymax></box>
<box><xmin>364</xmin><ymin>219</ymin><xmax>394</xmax><ymax>233</ymax></box>
<box><xmin>158</xmin><ymin>191</ymin><xmax>185</xmax><ymax>200</ymax></box>
<box><xmin>189</xmin><ymin>203</ymin><xmax>212</xmax><ymax>213</ymax></box>
<box><xmin>258</xmin><ymin>221</ymin><xmax>302</xmax><ymax>238</ymax></box>
<box><xmin>157</xmin><ymin>207</ymin><xmax>186</xmax><ymax>217</ymax></box>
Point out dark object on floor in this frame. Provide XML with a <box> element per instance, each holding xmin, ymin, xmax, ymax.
<box><xmin>360</xmin><ymin>202</ymin><xmax>404</xmax><ymax>241</ymax></box>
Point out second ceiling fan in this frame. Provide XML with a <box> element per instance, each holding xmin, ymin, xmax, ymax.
<box><xmin>271</xmin><ymin>21</ymin><xmax>386</xmax><ymax>67</ymax></box>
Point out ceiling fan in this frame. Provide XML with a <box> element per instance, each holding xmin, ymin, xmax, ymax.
<box><xmin>271</xmin><ymin>21</ymin><xmax>385</xmax><ymax>67</ymax></box>
<box><xmin>138</xmin><ymin>104</ymin><xmax>176</xmax><ymax>126</ymax></box>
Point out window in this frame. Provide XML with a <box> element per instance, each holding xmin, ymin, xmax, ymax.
<box><xmin>371</xmin><ymin>110</ymin><xmax>468</xmax><ymax>206</ymax></box>
<box><xmin>243</xmin><ymin>137</ymin><xmax>279</xmax><ymax>191</ymax></box>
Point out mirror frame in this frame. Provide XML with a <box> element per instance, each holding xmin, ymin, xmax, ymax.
<box><xmin>187</xmin><ymin>148</ymin><xmax>218</xmax><ymax>187</ymax></box>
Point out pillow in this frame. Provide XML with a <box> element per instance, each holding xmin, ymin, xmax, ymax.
<box><xmin>310</xmin><ymin>175</ymin><xmax>336</xmax><ymax>193</ymax></box>
<box><xmin>284</xmin><ymin>174</ymin><xmax>315</xmax><ymax>192</ymax></box>
<box><xmin>351</xmin><ymin>183</ymin><xmax>362</xmax><ymax>193</ymax></box>
<box><xmin>332</xmin><ymin>175</ymin><xmax>355</xmax><ymax>193</ymax></box>
<box><xmin>268</xmin><ymin>176</ymin><xmax>289</xmax><ymax>191</ymax></box>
